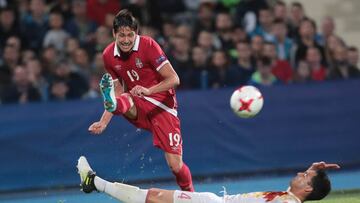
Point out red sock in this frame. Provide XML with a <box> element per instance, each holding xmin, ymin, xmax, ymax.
<box><xmin>112</xmin><ymin>93</ymin><xmax>131</xmax><ymax>115</ymax></box>
<box><xmin>173</xmin><ymin>163</ymin><xmax>194</xmax><ymax>192</ymax></box>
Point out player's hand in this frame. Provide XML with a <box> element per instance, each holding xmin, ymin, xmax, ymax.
<box><xmin>88</xmin><ymin>121</ymin><xmax>107</xmax><ymax>135</ymax></box>
<box><xmin>308</xmin><ymin>161</ymin><xmax>340</xmax><ymax>171</ymax></box>
<box><xmin>130</xmin><ymin>85</ymin><xmax>151</xmax><ymax>97</ymax></box>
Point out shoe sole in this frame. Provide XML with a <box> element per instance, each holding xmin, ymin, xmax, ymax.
<box><xmin>77</xmin><ymin>156</ymin><xmax>93</xmax><ymax>182</ymax></box>
<box><xmin>100</xmin><ymin>74</ymin><xmax>117</xmax><ymax>112</ymax></box>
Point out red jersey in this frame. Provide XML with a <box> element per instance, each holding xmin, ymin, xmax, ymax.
<box><xmin>102</xmin><ymin>35</ymin><xmax>178</xmax><ymax>116</ymax></box>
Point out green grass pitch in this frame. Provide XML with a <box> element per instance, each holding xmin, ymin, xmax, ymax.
<box><xmin>313</xmin><ymin>190</ymin><xmax>360</xmax><ymax>203</ymax></box>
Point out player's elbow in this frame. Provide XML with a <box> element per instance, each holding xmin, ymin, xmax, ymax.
<box><xmin>173</xmin><ymin>75</ymin><xmax>180</xmax><ymax>87</ymax></box>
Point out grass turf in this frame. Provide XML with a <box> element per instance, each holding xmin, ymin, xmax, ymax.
<box><xmin>313</xmin><ymin>189</ymin><xmax>360</xmax><ymax>203</ymax></box>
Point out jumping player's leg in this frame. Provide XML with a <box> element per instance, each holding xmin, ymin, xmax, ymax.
<box><xmin>100</xmin><ymin>73</ymin><xmax>137</xmax><ymax>118</ymax></box>
<box><xmin>165</xmin><ymin>152</ymin><xmax>194</xmax><ymax>192</ymax></box>
<box><xmin>150</xmin><ymin>108</ymin><xmax>194</xmax><ymax>192</ymax></box>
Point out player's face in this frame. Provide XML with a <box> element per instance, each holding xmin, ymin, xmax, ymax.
<box><xmin>113</xmin><ymin>26</ymin><xmax>136</xmax><ymax>53</ymax></box>
<box><xmin>290</xmin><ymin>169</ymin><xmax>317</xmax><ymax>190</ymax></box>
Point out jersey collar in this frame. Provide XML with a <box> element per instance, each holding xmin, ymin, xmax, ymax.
<box><xmin>287</xmin><ymin>188</ymin><xmax>302</xmax><ymax>203</ymax></box>
<box><xmin>114</xmin><ymin>35</ymin><xmax>140</xmax><ymax>57</ymax></box>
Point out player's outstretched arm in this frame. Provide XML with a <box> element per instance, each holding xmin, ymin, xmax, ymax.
<box><xmin>88</xmin><ymin>111</ymin><xmax>113</xmax><ymax>135</ymax></box>
<box><xmin>307</xmin><ymin>161</ymin><xmax>340</xmax><ymax>171</ymax></box>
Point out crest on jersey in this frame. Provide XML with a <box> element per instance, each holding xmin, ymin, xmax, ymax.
<box><xmin>135</xmin><ymin>57</ymin><xmax>143</xmax><ymax>69</ymax></box>
<box><xmin>156</xmin><ymin>55</ymin><xmax>166</xmax><ymax>65</ymax></box>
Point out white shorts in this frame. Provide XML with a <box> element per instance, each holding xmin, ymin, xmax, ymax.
<box><xmin>173</xmin><ymin>190</ymin><xmax>223</xmax><ymax>203</ymax></box>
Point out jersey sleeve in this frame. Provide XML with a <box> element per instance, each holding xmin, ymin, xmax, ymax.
<box><xmin>102</xmin><ymin>53</ymin><xmax>119</xmax><ymax>81</ymax></box>
<box><xmin>146</xmin><ymin>38</ymin><xmax>169</xmax><ymax>72</ymax></box>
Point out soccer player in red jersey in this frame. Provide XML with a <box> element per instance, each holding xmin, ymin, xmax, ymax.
<box><xmin>88</xmin><ymin>9</ymin><xmax>194</xmax><ymax>192</ymax></box>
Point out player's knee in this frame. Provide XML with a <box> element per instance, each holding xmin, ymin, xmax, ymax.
<box><xmin>146</xmin><ymin>188</ymin><xmax>164</xmax><ymax>203</ymax></box>
<box><xmin>168</xmin><ymin>161</ymin><xmax>183</xmax><ymax>173</ymax></box>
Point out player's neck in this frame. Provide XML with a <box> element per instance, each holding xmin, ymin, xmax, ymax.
<box><xmin>288</xmin><ymin>188</ymin><xmax>305</xmax><ymax>202</ymax></box>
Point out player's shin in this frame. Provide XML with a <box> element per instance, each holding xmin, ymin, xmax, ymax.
<box><xmin>94</xmin><ymin>176</ymin><xmax>148</xmax><ymax>203</ymax></box>
<box><xmin>113</xmin><ymin>93</ymin><xmax>132</xmax><ymax>115</ymax></box>
<box><xmin>173</xmin><ymin>163</ymin><xmax>194</xmax><ymax>192</ymax></box>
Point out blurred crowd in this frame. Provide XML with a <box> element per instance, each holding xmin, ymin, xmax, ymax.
<box><xmin>0</xmin><ymin>0</ymin><xmax>359</xmax><ymax>105</ymax></box>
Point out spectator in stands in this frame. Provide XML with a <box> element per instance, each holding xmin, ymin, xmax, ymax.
<box><xmin>0</xmin><ymin>45</ymin><xmax>20</xmax><ymax>87</ymax></box>
<box><xmin>318</xmin><ymin>16</ymin><xmax>336</xmax><ymax>46</ymax></box>
<box><xmin>168</xmin><ymin>35</ymin><xmax>191</xmax><ymax>88</ymax></box>
<box><xmin>70</xmin><ymin>48</ymin><xmax>92</xmax><ymax>81</ymax></box>
<box><xmin>186</xmin><ymin>46</ymin><xmax>209</xmax><ymax>89</ymax></box>
<box><xmin>229</xmin><ymin>25</ymin><xmax>248</xmax><ymax>58</ymax></box>
<box><xmin>26</xmin><ymin>58</ymin><xmax>49</xmax><ymax>101</ymax></box>
<box><xmin>251</xmin><ymin>7</ymin><xmax>274</xmax><ymax>42</ymax></box>
<box><xmin>104</xmin><ymin>12</ymin><xmax>115</xmax><ymax>30</ymax></box>
<box><xmin>0</xmin><ymin>7</ymin><xmax>20</xmax><ymax>51</ymax></box>
<box><xmin>209</xmin><ymin>50</ymin><xmax>231</xmax><ymax>89</ymax></box>
<box><xmin>92</xmin><ymin>25</ymin><xmax>112</xmax><ymax>54</ymax></box>
<box><xmin>192</xmin><ymin>2</ymin><xmax>215</xmax><ymax>39</ymax></box>
<box><xmin>52</xmin><ymin>60</ymin><xmax>89</xmax><ymax>99</ymax></box>
<box><xmin>5</xmin><ymin>35</ymin><xmax>22</xmax><ymax>52</ymax></box>
<box><xmin>249</xmin><ymin>57</ymin><xmax>278</xmax><ymax>86</ymax></box>
<box><xmin>49</xmin><ymin>78</ymin><xmax>69</xmax><ymax>101</ymax></box>
<box><xmin>47</xmin><ymin>0</ymin><xmax>72</xmax><ymax>22</ymax></box>
<box><xmin>328</xmin><ymin>45</ymin><xmax>360</xmax><ymax>80</ymax></box>
<box><xmin>324</xmin><ymin>34</ymin><xmax>346</xmax><ymax>68</ymax></box>
<box><xmin>41</xmin><ymin>46</ymin><xmax>60</xmax><ymax>76</ymax></box>
<box><xmin>214</xmin><ymin>12</ymin><xmax>234</xmax><ymax>52</ymax></box>
<box><xmin>293</xmin><ymin>60</ymin><xmax>312</xmax><ymax>83</ymax></box>
<box><xmin>231</xmin><ymin>25</ymin><xmax>248</xmax><ymax>47</ymax></box>
<box><xmin>159</xmin><ymin>19</ymin><xmax>176</xmax><ymax>52</ymax></box>
<box><xmin>273</xmin><ymin>0</ymin><xmax>288</xmax><ymax>23</ymax></box>
<box><xmin>91</xmin><ymin>52</ymin><xmax>105</xmax><ymax>75</ymax></box>
<box><xmin>86</xmin><ymin>0</ymin><xmax>120</xmax><ymax>26</ymax></box>
<box><xmin>21</xmin><ymin>49</ymin><xmax>36</xmax><ymax>64</ymax></box>
<box><xmin>83</xmin><ymin>73</ymin><xmax>101</xmax><ymax>99</ymax></box>
<box><xmin>196</xmin><ymin>30</ymin><xmax>219</xmax><ymax>59</ymax></box>
<box><xmin>65</xmin><ymin>0</ymin><xmax>97</xmax><ymax>47</ymax></box>
<box><xmin>234</xmin><ymin>0</ymin><xmax>268</xmax><ymax>34</ymax></box>
<box><xmin>288</xmin><ymin>2</ymin><xmax>306</xmax><ymax>40</ymax></box>
<box><xmin>263</xmin><ymin>42</ymin><xmax>293</xmax><ymax>83</ymax></box>
<box><xmin>43</xmin><ymin>11</ymin><xmax>69</xmax><ymax>52</ymax></box>
<box><xmin>347</xmin><ymin>46</ymin><xmax>359</xmax><ymax>71</ymax></box>
<box><xmin>306</xmin><ymin>47</ymin><xmax>327</xmax><ymax>81</ymax></box>
<box><xmin>251</xmin><ymin>35</ymin><xmax>264</xmax><ymax>61</ymax></box>
<box><xmin>1</xmin><ymin>65</ymin><xmax>41</xmax><ymax>104</ymax></box>
<box><xmin>294</xmin><ymin>18</ymin><xmax>326</xmax><ymax>67</ymax></box>
<box><xmin>21</xmin><ymin>0</ymin><xmax>49</xmax><ymax>51</ymax></box>
<box><xmin>64</xmin><ymin>37</ymin><xmax>81</xmax><ymax>60</ymax></box>
<box><xmin>228</xmin><ymin>41</ymin><xmax>255</xmax><ymax>86</ymax></box>
<box><xmin>175</xmin><ymin>24</ymin><xmax>193</xmax><ymax>44</ymax></box>
<box><xmin>271</xmin><ymin>19</ymin><xmax>293</xmax><ymax>60</ymax></box>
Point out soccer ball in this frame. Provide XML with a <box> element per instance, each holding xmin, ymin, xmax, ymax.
<box><xmin>230</xmin><ymin>86</ymin><xmax>264</xmax><ymax>118</ymax></box>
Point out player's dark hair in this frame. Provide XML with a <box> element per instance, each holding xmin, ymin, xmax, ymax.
<box><xmin>113</xmin><ymin>9</ymin><xmax>139</xmax><ymax>33</ymax></box>
<box><xmin>305</xmin><ymin>170</ymin><xmax>331</xmax><ymax>201</ymax></box>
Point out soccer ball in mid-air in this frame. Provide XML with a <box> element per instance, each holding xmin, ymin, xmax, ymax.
<box><xmin>230</xmin><ymin>86</ymin><xmax>264</xmax><ymax>118</ymax></box>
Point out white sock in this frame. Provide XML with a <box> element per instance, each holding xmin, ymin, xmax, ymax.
<box><xmin>94</xmin><ymin>176</ymin><xmax>148</xmax><ymax>203</ymax></box>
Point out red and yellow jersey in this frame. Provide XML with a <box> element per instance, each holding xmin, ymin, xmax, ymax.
<box><xmin>225</xmin><ymin>191</ymin><xmax>301</xmax><ymax>203</ymax></box>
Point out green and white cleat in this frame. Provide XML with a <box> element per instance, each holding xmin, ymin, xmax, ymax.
<box><xmin>100</xmin><ymin>73</ymin><xmax>117</xmax><ymax>112</ymax></box>
<box><xmin>77</xmin><ymin>156</ymin><xmax>97</xmax><ymax>193</ymax></box>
